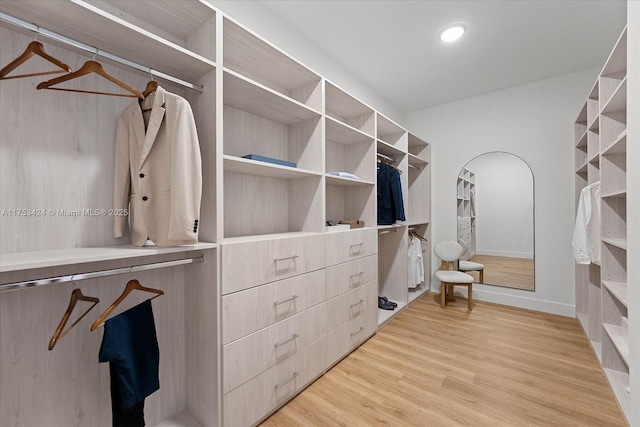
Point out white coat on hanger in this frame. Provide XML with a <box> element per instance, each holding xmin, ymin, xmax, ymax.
<box><xmin>113</xmin><ymin>86</ymin><xmax>202</xmax><ymax>246</ymax></box>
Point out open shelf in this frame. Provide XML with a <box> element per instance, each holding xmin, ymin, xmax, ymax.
<box><xmin>603</xmin><ymin>324</ymin><xmax>629</xmax><ymax>366</ymax></box>
<box><xmin>377</xmin><ymin>302</ymin><xmax>406</xmax><ymax>326</ymax></box>
<box><xmin>325</xmin><ymin>81</ymin><xmax>375</xmax><ymax>136</ymax></box>
<box><xmin>223</xmin><ymin>70</ymin><xmax>321</xmax><ymax>125</ymax></box>
<box><xmin>223</xmin><ymin>16</ymin><xmax>321</xmax><ymax>110</ymax></box>
<box><xmin>0</xmin><ymin>0</ymin><xmax>217</xmax><ymax>82</ymax></box>
<box><xmin>325</xmin><ymin>174</ymin><xmax>374</xmax><ymax>186</ymax></box>
<box><xmin>603</xmin><ymin>281</ymin><xmax>628</xmax><ymax>308</ymax></box>
<box><xmin>223</xmin><ymin>155</ymin><xmax>321</xmax><ymax>179</ymax></box>
<box><xmin>326</xmin><ymin>116</ymin><xmax>374</xmax><ymax>145</ymax></box>
<box><xmin>601</xmin><ymin>77</ymin><xmax>627</xmax><ymax>115</ymax></box>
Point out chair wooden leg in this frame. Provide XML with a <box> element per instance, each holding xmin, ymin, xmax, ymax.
<box><xmin>468</xmin><ymin>283</ymin><xmax>473</xmax><ymax>310</ymax></box>
<box><xmin>447</xmin><ymin>284</ymin><xmax>454</xmax><ymax>301</ymax></box>
<box><xmin>440</xmin><ymin>282</ymin><xmax>446</xmax><ymax>308</ymax></box>
<box><xmin>479</xmin><ymin>269</ymin><xmax>484</xmax><ymax>283</ymax></box>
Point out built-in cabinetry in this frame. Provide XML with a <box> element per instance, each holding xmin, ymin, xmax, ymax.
<box><xmin>0</xmin><ymin>2</ymin><xmax>431</xmax><ymax>426</ymax></box>
<box><xmin>0</xmin><ymin>1</ymin><xmax>220</xmax><ymax>426</ymax></box>
<box><xmin>376</xmin><ymin>116</ymin><xmax>431</xmax><ymax>326</ymax></box>
<box><xmin>574</xmin><ymin>27</ymin><xmax>631</xmax><ymax>423</ymax></box>
<box><xmin>457</xmin><ymin>167</ymin><xmax>476</xmax><ymax>259</ymax></box>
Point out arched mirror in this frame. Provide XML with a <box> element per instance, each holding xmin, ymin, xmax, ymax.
<box><xmin>456</xmin><ymin>152</ymin><xmax>535</xmax><ymax>290</ymax></box>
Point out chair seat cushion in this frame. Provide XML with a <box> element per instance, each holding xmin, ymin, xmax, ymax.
<box><xmin>436</xmin><ymin>270</ymin><xmax>474</xmax><ymax>283</ymax></box>
<box><xmin>459</xmin><ymin>261</ymin><xmax>484</xmax><ymax>271</ymax></box>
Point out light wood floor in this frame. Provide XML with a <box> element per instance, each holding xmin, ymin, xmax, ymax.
<box><xmin>468</xmin><ymin>254</ymin><xmax>535</xmax><ymax>291</ymax></box>
<box><xmin>260</xmin><ymin>294</ymin><xmax>627</xmax><ymax>427</ymax></box>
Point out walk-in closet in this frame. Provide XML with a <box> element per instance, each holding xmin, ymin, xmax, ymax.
<box><xmin>0</xmin><ymin>1</ymin><xmax>637</xmax><ymax>426</ymax></box>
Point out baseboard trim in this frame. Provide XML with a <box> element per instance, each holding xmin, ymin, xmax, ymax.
<box><xmin>431</xmin><ymin>283</ymin><xmax>575</xmax><ymax>317</ymax></box>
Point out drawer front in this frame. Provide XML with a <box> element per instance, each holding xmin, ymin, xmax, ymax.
<box><xmin>223</xmin><ymin>303</ymin><xmax>326</xmax><ymax>394</ymax></box>
<box><xmin>326</xmin><ymin>280</ymin><xmax>376</xmax><ymax>334</ymax></box>
<box><xmin>223</xmin><ymin>337</ymin><xmax>327</xmax><ymax>427</ymax></box>
<box><xmin>324</xmin><ymin>228</ymin><xmax>377</xmax><ymax>267</ymax></box>
<box><xmin>223</xmin><ymin>269</ymin><xmax>326</xmax><ymax>344</ymax></box>
<box><xmin>222</xmin><ymin>234</ymin><xmax>326</xmax><ymax>294</ymax></box>
<box><xmin>325</xmin><ymin>254</ymin><xmax>377</xmax><ymax>300</ymax></box>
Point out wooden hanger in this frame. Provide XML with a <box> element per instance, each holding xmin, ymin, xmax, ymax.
<box><xmin>0</xmin><ymin>40</ymin><xmax>72</xmax><ymax>80</ymax></box>
<box><xmin>90</xmin><ymin>279</ymin><xmax>163</xmax><ymax>331</ymax></box>
<box><xmin>377</xmin><ymin>156</ymin><xmax>402</xmax><ymax>175</ymax></box>
<box><xmin>37</xmin><ymin>60</ymin><xmax>144</xmax><ymax>99</ymax></box>
<box><xmin>141</xmin><ymin>80</ymin><xmax>158</xmax><ymax>99</ymax></box>
<box><xmin>140</xmin><ymin>80</ymin><xmax>158</xmax><ymax>112</ymax></box>
<box><xmin>409</xmin><ymin>230</ymin><xmax>428</xmax><ymax>242</ymax></box>
<box><xmin>48</xmin><ymin>288</ymin><xmax>99</xmax><ymax>350</ymax></box>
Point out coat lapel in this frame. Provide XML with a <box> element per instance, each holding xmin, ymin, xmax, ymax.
<box><xmin>138</xmin><ymin>87</ymin><xmax>166</xmax><ymax>168</ymax></box>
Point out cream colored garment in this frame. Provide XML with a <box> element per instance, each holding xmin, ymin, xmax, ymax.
<box><xmin>408</xmin><ymin>235</ymin><xmax>424</xmax><ymax>288</ymax></box>
<box><xmin>572</xmin><ymin>181</ymin><xmax>601</xmax><ymax>264</ymax></box>
<box><xmin>114</xmin><ymin>86</ymin><xmax>202</xmax><ymax>246</ymax></box>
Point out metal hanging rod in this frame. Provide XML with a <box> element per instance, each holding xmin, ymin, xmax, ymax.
<box><xmin>0</xmin><ymin>12</ymin><xmax>204</xmax><ymax>93</ymax></box>
<box><xmin>377</xmin><ymin>153</ymin><xmax>396</xmax><ymax>162</ymax></box>
<box><xmin>378</xmin><ymin>228</ymin><xmax>398</xmax><ymax>235</ymax></box>
<box><xmin>0</xmin><ymin>256</ymin><xmax>204</xmax><ymax>293</ymax></box>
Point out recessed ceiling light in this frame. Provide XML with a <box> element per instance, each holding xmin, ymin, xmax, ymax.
<box><xmin>439</xmin><ymin>24</ymin><xmax>466</xmax><ymax>42</ymax></box>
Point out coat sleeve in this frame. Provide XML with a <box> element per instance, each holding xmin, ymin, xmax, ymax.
<box><xmin>167</xmin><ymin>97</ymin><xmax>202</xmax><ymax>241</ymax></box>
<box><xmin>113</xmin><ymin>113</ymin><xmax>131</xmax><ymax>239</ymax></box>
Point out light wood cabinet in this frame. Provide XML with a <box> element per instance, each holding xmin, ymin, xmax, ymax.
<box><xmin>574</xmin><ymin>27</ymin><xmax>631</xmax><ymax>423</ymax></box>
<box><xmin>375</xmin><ymin>119</ymin><xmax>432</xmax><ymax>327</ymax></box>
<box><xmin>0</xmin><ymin>2</ymin><xmax>431</xmax><ymax>426</ymax></box>
<box><xmin>221</xmin><ymin>233</ymin><xmax>326</xmax><ymax>294</ymax></box>
<box><xmin>0</xmin><ymin>1</ymin><xmax>220</xmax><ymax>426</ymax></box>
<box><xmin>222</xmin><ymin>268</ymin><xmax>326</xmax><ymax>344</ymax></box>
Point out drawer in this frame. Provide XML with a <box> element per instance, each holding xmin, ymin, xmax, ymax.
<box><xmin>457</xmin><ymin>218</ymin><xmax>465</xmax><ymax>230</ymax></box>
<box><xmin>223</xmin><ymin>336</ymin><xmax>327</xmax><ymax>427</ymax></box>
<box><xmin>223</xmin><ymin>303</ymin><xmax>326</xmax><ymax>394</ymax></box>
<box><xmin>223</xmin><ymin>269</ymin><xmax>326</xmax><ymax>344</ymax></box>
<box><xmin>326</xmin><ymin>282</ymin><xmax>371</xmax><ymax>333</ymax></box>
<box><xmin>325</xmin><ymin>254</ymin><xmax>377</xmax><ymax>300</ymax></box>
<box><xmin>222</xmin><ymin>234</ymin><xmax>326</xmax><ymax>294</ymax></box>
<box><xmin>324</xmin><ymin>228</ymin><xmax>377</xmax><ymax>267</ymax></box>
<box><xmin>326</xmin><ymin>298</ymin><xmax>376</xmax><ymax>368</ymax></box>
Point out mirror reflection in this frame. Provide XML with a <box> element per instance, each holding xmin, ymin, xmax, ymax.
<box><xmin>456</xmin><ymin>152</ymin><xmax>535</xmax><ymax>290</ymax></box>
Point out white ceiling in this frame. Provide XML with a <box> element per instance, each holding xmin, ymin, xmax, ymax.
<box><xmin>259</xmin><ymin>0</ymin><xmax>627</xmax><ymax>113</ymax></box>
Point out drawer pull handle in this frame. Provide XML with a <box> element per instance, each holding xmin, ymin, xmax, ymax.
<box><xmin>274</xmin><ymin>295</ymin><xmax>299</xmax><ymax>306</ymax></box>
<box><xmin>275</xmin><ymin>371</ymin><xmax>299</xmax><ymax>390</ymax></box>
<box><xmin>350</xmin><ymin>326</ymin><xmax>365</xmax><ymax>337</ymax></box>
<box><xmin>350</xmin><ymin>272</ymin><xmax>365</xmax><ymax>279</ymax></box>
<box><xmin>349</xmin><ymin>242</ymin><xmax>364</xmax><ymax>248</ymax></box>
<box><xmin>350</xmin><ymin>299</ymin><xmax>365</xmax><ymax>308</ymax></box>
<box><xmin>275</xmin><ymin>333</ymin><xmax>299</xmax><ymax>348</ymax></box>
<box><xmin>274</xmin><ymin>255</ymin><xmax>299</xmax><ymax>262</ymax></box>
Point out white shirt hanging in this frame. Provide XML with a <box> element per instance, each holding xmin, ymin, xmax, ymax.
<box><xmin>408</xmin><ymin>235</ymin><xmax>424</xmax><ymax>288</ymax></box>
<box><xmin>572</xmin><ymin>181</ymin><xmax>601</xmax><ymax>264</ymax></box>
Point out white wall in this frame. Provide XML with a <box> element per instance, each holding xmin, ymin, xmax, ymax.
<box><xmin>406</xmin><ymin>68</ymin><xmax>599</xmax><ymax>316</ymax></box>
<box><xmin>467</xmin><ymin>153</ymin><xmax>534</xmax><ymax>258</ymax></box>
<box><xmin>207</xmin><ymin>0</ymin><xmax>405</xmax><ymax>125</ymax></box>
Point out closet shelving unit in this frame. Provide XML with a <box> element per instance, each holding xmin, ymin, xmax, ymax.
<box><xmin>325</xmin><ymin>80</ymin><xmax>377</xmax><ymax>228</ymax></box>
<box><xmin>406</xmin><ymin>133</ymin><xmax>431</xmax><ymax>304</ymax></box>
<box><xmin>375</xmin><ymin>114</ymin><xmax>431</xmax><ymax>325</ymax></box>
<box><xmin>0</xmin><ymin>1</ymin><xmax>219</xmax><ymax>427</ymax></box>
<box><xmin>457</xmin><ymin>167</ymin><xmax>476</xmax><ymax>260</ymax></box>
<box><xmin>219</xmin><ymin>15</ymin><xmax>383</xmax><ymax>426</ymax></box>
<box><xmin>0</xmin><ymin>2</ymin><xmax>431</xmax><ymax>426</ymax></box>
<box><xmin>574</xmin><ymin>27</ymin><xmax>630</xmax><ymax>423</ymax></box>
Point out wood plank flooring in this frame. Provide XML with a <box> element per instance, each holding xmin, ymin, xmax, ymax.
<box><xmin>468</xmin><ymin>254</ymin><xmax>535</xmax><ymax>291</ymax></box>
<box><xmin>260</xmin><ymin>294</ymin><xmax>627</xmax><ymax>427</ymax></box>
